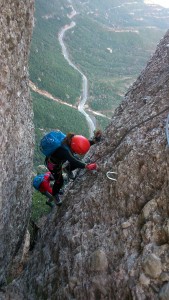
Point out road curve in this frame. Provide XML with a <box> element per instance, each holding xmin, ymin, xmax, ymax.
<box><xmin>58</xmin><ymin>21</ymin><xmax>96</xmax><ymax>137</ymax></box>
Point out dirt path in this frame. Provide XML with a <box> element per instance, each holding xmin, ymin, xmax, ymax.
<box><xmin>29</xmin><ymin>81</ymin><xmax>76</xmax><ymax>109</ymax></box>
<box><xmin>29</xmin><ymin>80</ymin><xmax>111</xmax><ymax>120</ymax></box>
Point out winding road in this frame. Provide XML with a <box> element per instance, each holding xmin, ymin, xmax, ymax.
<box><xmin>29</xmin><ymin>4</ymin><xmax>110</xmax><ymax>136</ymax></box>
<box><xmin>58</xmin><ymin>13</ymin><xmax>96</xmax><ymax>137</ymax></box>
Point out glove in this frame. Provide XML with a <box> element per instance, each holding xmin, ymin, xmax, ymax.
<box><xmin>85</xmin><ymin>163</ymin><xmax>97</xmax><ymax>171</ymax></box>
<box><xmin>49</xmin><ymin>173</ymin><xmax>55</xmax><ymax>181</ymax></box>
<box><xmin>94</xmin><ymin>129</ymin><xmax>102</xmax><ymax>142</ymax></box>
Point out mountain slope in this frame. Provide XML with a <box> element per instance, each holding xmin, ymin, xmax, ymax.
<box><xmin>31</xmin><ymin>0</ymin><xmax>169</xmax><ymax>167</ymax></box>
<box><xmin>3</xmin><ymin>30</ymin><xmax>169</xmax><ymax>300</ymax></box>
<box><xmin>30</xmin><ymin>0</ymin><xmax>169</xmax><ymax>114</ymax></box>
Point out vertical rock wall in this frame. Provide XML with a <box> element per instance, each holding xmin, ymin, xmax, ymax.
<box><xmin>0</xmin><ymin>0</ymin><xmax>34</xmax><ymax>285</ymax></box>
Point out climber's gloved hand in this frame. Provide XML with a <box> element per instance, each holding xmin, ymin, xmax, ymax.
<box><xmin>93</xmin><ymin>129</ymin><xmax>102</xmax><ymax>143</ymax></box>
<box><xmin>85</xmin><ymin>163</ymin><xmax>97</xmax><ymax>171</ymax></box>
<box><xmin>49</xmin><ymin>174</ymin><xmax>55</xmax><ymax>181</ymax></box>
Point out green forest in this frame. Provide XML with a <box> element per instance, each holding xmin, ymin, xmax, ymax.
<box><xmin>30</xmin><ymin>0</ymin><xmax>168</xmax><ymax>120</ymax></box>
<box><xmin>29</xmin><ymin>1</ymin><xmax>82</xmax><ymax>104</ymax></box>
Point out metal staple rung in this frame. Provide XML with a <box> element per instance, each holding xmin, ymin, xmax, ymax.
<box><xmin>166</xmin><ymin>114</ymin><xmax>169</xmax><ymax>146</ymax></box>
<box><xmin>106</xmin><ymin>171</ymin><xmax>118</xmax><ymax>181</ymax></box>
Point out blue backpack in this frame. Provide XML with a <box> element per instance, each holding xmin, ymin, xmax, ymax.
<box><xmin>33</xmin><ymin>174</ymin><xmax>45</xmax><ymax>190</ymax></box>
<box><xmin>40</xmin><ymin>130</ymin><xmax>66</xmax><ymax>157</ymax></box>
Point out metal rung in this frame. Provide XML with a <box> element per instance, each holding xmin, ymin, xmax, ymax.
<box><xmin>166</xmin><ymin>114</ymin><xmax>169</xmax><ymax>146</ymax></box>
<box><xmin>106</xmin><ymin>171</ymin><xmax>118</xmax><ymax>181</ymax></box>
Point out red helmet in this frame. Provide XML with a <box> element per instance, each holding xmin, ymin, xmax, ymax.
<box><xmin>70</xmin><ymin>135</ymin><xmax>90</xmax><ymax>155</ymax></box>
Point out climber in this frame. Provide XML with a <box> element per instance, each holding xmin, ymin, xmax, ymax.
<box><xmin>33</xmin><ymin>171</ymin><xmax>60</xmax><ymax>208</ymax></box>
<box><xmin>45</xmin><ymin>130</ymin><xmax>102</xmax><ymax>206</ymax></box>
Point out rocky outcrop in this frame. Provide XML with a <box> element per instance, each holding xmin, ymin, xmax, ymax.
<box><xmin>1</xmin><ymin>29</ymin><xmax>169</xmax><ymax>300</ymax></box>
<box><xmin>0</xmin><ymin>0</ymin><xmax>34</xmax><ymax>287</ymax></box>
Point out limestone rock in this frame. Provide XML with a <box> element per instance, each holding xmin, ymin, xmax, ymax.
<box><xmin>142</xmin><ymin>253</ymin><xmax>162</xmax><ymax>279</ymax></box>
<box><xmin>139</xmin><ymin>273</ymin><xmax>150</xmax><ymax>286</ymax></box>
<box><xmin>0</xmin><ymin>0</ymin><xmax>34</xmax><ymax>286</ymax></box>
<box><xmin>88</xmin><ymin>249</ymin><xmax>108</xmax><ymax>272</ymax></box>
<box><xmin>159</xmin><ymin>283</ymin><xmax>169</xmax><ymax>300</ymax></box>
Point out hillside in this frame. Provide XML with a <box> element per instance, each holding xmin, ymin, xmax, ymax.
<box><xmin>66</xmin><ymin>0</ymin><xmax>169</xmax><ymax>113</ymax></box>
<box><xmin>30</xmin><ymin>0</ymin><xmax>169</xmax><ymax>114</ymax></box>
<box><xmin>30</xmin><ymin>0</ymin><xmax>169</xmax><ymax>168</ymax></box>
<box><xmin>2</xmin><ymin>29</ymin><xmax>169</xmax><ymax>300</ymax></box>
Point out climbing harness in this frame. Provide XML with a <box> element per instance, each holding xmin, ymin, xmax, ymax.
<box><xmin>106</xmin><ymin>171</ymin><xmax>118</xmax><ymax>181</ymax></box>
<box><xmin>166</xmin><ymin>114</ymin><xmax>169</xmax><ymax>146</ymax></box>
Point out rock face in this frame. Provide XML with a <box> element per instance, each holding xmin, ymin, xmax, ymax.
<box><xmin>1</xmin><ymin>29</ymin><xmax>169</xmax><ymax>300</ymax></box>
<box><xmin>5</xmin><ymin>29</ymin><xmax>168</xmax><ymax>300</ymax></box>
<box><xmin>0</xmin><ymin>0</ymin><xmax>34</xmax><ymax>286</ymax></box>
